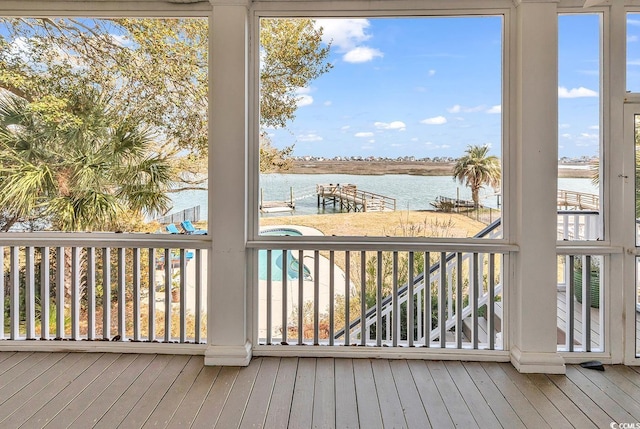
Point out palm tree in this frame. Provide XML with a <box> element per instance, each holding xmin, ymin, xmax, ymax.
<box><xmin>0</xmin><ymin>90</ymin><xmax>175</xmax><ymax>232</ymax></box>
<box><xmin>452</xmin><ymin>145</ymin><xmax>501</xmax><ymax>208</ymax></box>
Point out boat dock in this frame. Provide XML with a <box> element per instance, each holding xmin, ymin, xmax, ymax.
<box><xmin>260</xmin><ymin>188</ymin><xmax>295</xmax><ymax>213</ymax></box>
<box><xmin>316</xmin><ymin>184</ymin><xmax>396</xmax><ymax>213</ymax></box>
<box><xmin>431</xmin><ymin>195</ymin><xmax>477</xmax><ymax>211</ymax></box>
<box><xmin>557</xmin><ymin>189</ymin><xmax>599</xmax><ymax>210</ymax></box>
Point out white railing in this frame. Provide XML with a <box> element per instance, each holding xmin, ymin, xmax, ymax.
<box><xmin>255</xmin><ymin>219</ymin><xmax>508</xmax><ymax>350</ymax></box>
<box><xmin>556</xmin><ymin>253</ymin><xmax>604</xmax><ymax>353</ymax></box>
<box><xmin>557</xmin><ymin>211</ymin><xmax>600</xmax><ymax>241</ymax></box>
<box><xmin>0</xmin><ymin>234</ymin><xmax>208</xmax><ymax>345</ymax></box>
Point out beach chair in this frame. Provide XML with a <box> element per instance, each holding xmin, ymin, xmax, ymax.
<box><xmin>180</xmin><ymin>220</ymin><xmax>207</xmax><ymax>235</ymax></box>
<box><xmin>165</xmin><ymin>223</ymin><xmax>181</xmax><ymax>234</ymax></box>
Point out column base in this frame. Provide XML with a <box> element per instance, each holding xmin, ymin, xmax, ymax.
<box><xmin>204</xmin><ymin>341</ymin><xmax>252</xmax><ymax>366</ymax></box>
<box><xmin>511</xmin><ymin>346</ymin><xmax>566</xmax><ymax>374</ymax></box>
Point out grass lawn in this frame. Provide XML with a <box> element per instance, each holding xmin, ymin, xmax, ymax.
<box><xmin>259</xmin><ymin>210</ymin><xmax>488</xmax><ymax>238</ymax></box>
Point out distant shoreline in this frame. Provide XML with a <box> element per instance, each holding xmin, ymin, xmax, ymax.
<box><xmin>286</xmin><ymin>160</ymin><xmax>593</xmax><ymax>179</ymax></box>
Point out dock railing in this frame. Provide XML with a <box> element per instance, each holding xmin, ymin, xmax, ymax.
<box><xmin>316</xmin><ymin>184</ymin><xmax>396</xmax><ymax>212</ymax></box>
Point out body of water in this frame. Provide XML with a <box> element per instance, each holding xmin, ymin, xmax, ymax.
<box><xmin>167</xmin><ymin>174</ymin><xmax>598</xmax><ymax>219</ymax></box>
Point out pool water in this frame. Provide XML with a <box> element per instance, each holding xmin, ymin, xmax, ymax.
<box><xmin>259</xmin><ymin>228</ymin><xmax>312</xmax><ymax>281</ymax></box>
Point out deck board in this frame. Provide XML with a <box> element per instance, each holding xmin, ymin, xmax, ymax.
<box><xmin>407</xmin><ymin>360</ymin><xmax>453</xmax><ymax>428</ymax></box>
<box><xmin>264</xmin><ymin>357</ymin><xmax>298</xmax><ymax>429</ymax></box>
<box><xmin>312</xmin><ymin>357</ymin><xmax>336</xmax><ymax>429</ymax></box>
<box><xmin>389</xmin><ymin>360</ymin><xmax>430</xmax><ymax>429</ymax></box>
<box><xmin>0</xmin><ymin>352</ymin><xmax>637</xmax><ymax>428</ymax></box>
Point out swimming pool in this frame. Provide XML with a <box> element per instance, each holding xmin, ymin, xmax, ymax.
<box><xmin>259</xmin><ymin>228</ymin><xmax>312</xmax><ymax>281</ymax></box>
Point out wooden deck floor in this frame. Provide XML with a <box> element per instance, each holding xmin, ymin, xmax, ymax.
<box><xmin>0</xmin><ymin>352</ymin><xmax>639</xmax><ymax>428</ymax></box>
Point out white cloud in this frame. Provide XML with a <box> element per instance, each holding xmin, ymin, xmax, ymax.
<box><xmin>428</xmin><ymin>69</ymin><xmax>436</xmax><ymax>76</ymax></box>
<box><xmin>368</xmin><ymin>139</ymin><xmax>376</xmax><ymax>143</ymax></box>
<box><xmin>559</xmin><ymin>123</ymin><xmax>571</xmax><ymax>129</ymax></box>
<box><xmin>374</xmin><ymin>121</ymin><xmax>406</xmax><ymax>131</ymax></box>
<box><xmin>296</xmin><ymin>94</ymin><xmax>313</xmax><ymax>107</ymax></box>
<box><xmin>588</xmin><ymin>125</ymin><xmax>600</xmax><ymax>130</ymax></box>
<box><xmin>298</xmin><ymin>134</ymin><xmax>323</xmax><ymax>142</ymax></box>
<box><xmin>355</xmin><ymin>132</ymin><xmax>375</xmax><ymax>137</ymax></box>
<box><xmin>447</xmin><ymin>104</ymin><xmax>487</xmax><ymax>113</ymax></box>
<box><xmin>324</xmin><ymin>101</ymin><xmax>332</xmax><ymax>106</ymax></box>
<box><xmin>294</xmin><ymin>87</ymin><xmax>314</xmax><ymax>107</ymax></box>
<box><xmin>420</xmin><ymin>116</ymin><xmax>447</xmax><ymax>125</ymax></box>
<box><xmin>628</xmin><ymin>59</ymin><xmax>640</xmax><ymax>66</ymax></box>
<box><xmin>315</xmin><ymin>19</ymin><xmax>383</xmax><ymax>64</ymax></box>
<box><xmin>628</xmin><ymin>19</ymin><xmax>640</xmax><ymax>27</ymax></box>
<box><xmin>629</xmin><ymin>35</ymin><xmax>639</xmax><ymax>43</ymax></box>
<box><xmin>561</xmin><ymin>133</ymin><xmax>572</xmax><ymax>139</ymax></box>
<box><xmin>486</xmin><ymin>105</ymin><xmax>501</xmax><ymax>114</ymax></box>
<box><xmin>558</xmin><ymin>86</ymin><xmax>598</xmax><ymax>98</ymax></box>
<box><xmin>580</xmin><ymin>133</ymin><xmax>599</xmax><ymax>140</ymax></box>
<box><xmin>343</xmin><ymin>47</ymin><xmax>383</xmax><ymax>63</ymax></box>
<box><xmin>315</xmin><ymin>19</ymin><xmax>372</xmax><ymax>51</ymax></box>
<box><xmin>341</xmin><ymin>125</ymin><xmax>351</xmax><ymax>131</ymax></box>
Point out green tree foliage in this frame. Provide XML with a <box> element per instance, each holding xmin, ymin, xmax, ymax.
<box><xmin>0</xmin><ymin>18</ymin><xmax>331</xmax><ymax>175</ymax></box>
<box><xmin>0</xmin><ymin>90</ymin><xmax>175</xmax><ymax>231</ymax></box>
<box><xmin>452</xmin><ymin>145</ymin><xmax>501</xmax><ymax>208</ymax></box>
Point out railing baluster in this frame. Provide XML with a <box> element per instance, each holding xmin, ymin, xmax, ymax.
<box><xmin>439</xmin><ymin>252</ymin><xmax>446</xmax><ymax>348</ymax></box>
<box><xmin>10</xmin><ymin>246</ymin><xmax>19</xmax><ymax>340</ymax></box>
<box><xmin>56</xmin><ymin>246</ymin><xmax>65</xmax><ymax>339</ymax></box>
<box><xmin>567</xmin><ymin>255</ymin><xmax>575</xmax><ymax>352</ymax></box>
<box><xmin>148</xmin><ymin>248</ymin><xmax>156</xmax><ymax>341</ymax></box>
<box><xmin>102</xmin><ymin>248</ymin><xmax>111</xmax><ymax>340</ymax></box>
<box><xmin>25</xmin><ymin>246</ymin><xmax>35</xmax><ymax>340</ymax></box>
<box><xmin>297</xmin><ymin>249</ymin><xmax>304</xmax><ymax>345</ymax></box>
<box><xmin>117</xmin><ymin>247</ymin><xmax>126</xmax><ymax>340</ymax></box>
<box><xmin>195</xmin><ymin>248</ymin><xmax>202</xmax><ymax>343</ymax></box>
<box><xmin>361</xmin><ymin>251</ymin><xmax>367</xmax><ymax>346</ymax></box>
<box><xmin>329</xmin><ymin>251</ymin><xmax>335</xmax><ymax>346</ymax></box>
<box><xmin>281</xmin><ymin>250</ymin><xmax>288</xmax><ymax>344</ymax></box>
<box><xmin>472</xmin><ymin>253</ymin><xmax>479</xmax><ymax>349</ymax></box>
<box><xmin>424</xmin><ymin>251</ymin><xmax>431</xmax><ymax>347</ymax></box>
<box><xmin>344</xmin><ymin>251</ymin><xmax>350</xmax><ymax>346</ymax></box>
<box><xmin>266</xmin><ymin>249</ymin><xmax>272</xmax><ymax>345</ymax></box>
<box><xmin>180</xmin><ymin>249</ymin><xmax>187</xmax><ymax>343</ymax></box>
<box><xmin>408</xmin><ymin>251</ymin><xmax>414</xmax><ymax>347</ymax></box>
<box><xmin>71</xmin><ymin>247</ymin><xmax>80</xmax><ymax>340</ymax></box>
<box><xmin>87</xmin><ymin>248</ymin><xmax>95</xmax><ymax>340</ymax></box>
<box><xmin>133</xmin><ymin>248</ymin><xmax>141</xmax><ymax>341</ymax></box>
<box><xmin>40</xmin><ymin>247</ymin><xmax>50</xmax><ymax>340</ymax></box>
<box><xmin>392</xmin><ymin>252</ymin><xmax>399</xmax><ymax>347</ymax></box>
<box><xmin>164</xmin><ymin>248</ymin><xmax>171</xmax><ymax>342</ymax></box>
<box><xmin>488</xmin><ymin>253</ymin><xmax>495</xmax><ymax>350</ymax></box>
<box><xmin>376</xmin><ymin>251</ymin><xmax>382</xmax><ymax>347</ymax></box>
<box><xmin>583</xmin><ymin>255</ymin><xmax>591</xmax><ymax>351</ymax></box>
<box><xmin>314</xmin><ymin>250</ymin><xmax>320</xmax><ymax>345</ymax></box>
<box><xmin>456</xmin><ymin>253</ymin><xmax>463</xmax><ymax>349</ymax></box>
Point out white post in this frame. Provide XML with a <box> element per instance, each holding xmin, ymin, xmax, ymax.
<box><xmin>510</xmin><ymin>0</ymin><xmax>565</xmax><ymax>373</ymax></box>
<box><xmin>205</xmin><ymin>0</ymin><xmax>251</xmax><ymax>366</ymax></box>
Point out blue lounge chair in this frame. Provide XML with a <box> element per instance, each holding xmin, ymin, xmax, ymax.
<box><xmin>180</xmin><ymin>220</ymin><xmax>207</xmax><ymax>235</ymax></box>
<box><xmin>166</xmin><ymin>223</ymin><xmax>181</xmax><ymax>234</ymax></box>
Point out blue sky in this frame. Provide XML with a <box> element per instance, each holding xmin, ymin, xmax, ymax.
<box><xmin>263</xmin><ymin>14</ymin><xmax>605</xmax><ymax>160</ymax></box>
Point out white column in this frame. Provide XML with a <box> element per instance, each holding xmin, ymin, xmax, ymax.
<box><xmin>510</xmin><ymin>0</ymin><xmax>565</xmax><ymax>373</ymax></box>
<box><xmin>205</xmin><ymin>0</ymin><xmax>251</xmax><ymax>366</ymax></box>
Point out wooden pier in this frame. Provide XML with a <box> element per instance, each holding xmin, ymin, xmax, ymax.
<box><xmin>316</xmin><ymin>184</ymin><xmax>396</xmax><ymax>213</ymax></box>
<box><xmin>260</xmin><ymin>188</ymin><xmax>295</xmax><ymax>213</ymax></box>
<box><xmin>557</xmin><ymin>189</ymin><xmax>599</xmax><ymax>210</ymax></box>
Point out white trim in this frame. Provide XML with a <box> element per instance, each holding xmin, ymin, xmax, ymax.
<box><xmin>205</xmin><ymin>342</ymin><xmax>253</xmax><ymax>366</ymax></box>
<box><xmin>0</xmin><ymin>233</ymin><xmax>211</xmax><ymax>249</ymax></box>
<box><xmin>510</xmin><ymin>346</ymin><xmax>567</xmax><ymax>374</ymax></box>
<box><xmin>0</xmin><ymin>341</ymin><xmax>207</xmax><ymax>355</ymax></box>
<box><xmin>253</xmin><ymin>345</ymin><xmax>511</xmax><ymax>361</ymax></box>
